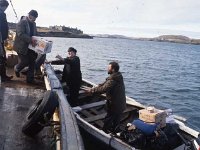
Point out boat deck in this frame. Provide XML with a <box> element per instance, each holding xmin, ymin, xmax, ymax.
<box><xmin>0</xmin><ymin>67</ymin><xmax>52</xmax><ymax>150</ymax></box>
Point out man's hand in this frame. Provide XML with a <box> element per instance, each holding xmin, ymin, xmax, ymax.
<box><xmin>84</xmin><ymin>89</ymin><xmax>93</xmax><ymax>96</ymax></box>
<box><xmin>55</xmin><ymin>55</ymin><xmax>64</xmax><ymax>61</ymax></box>
<box><xmin>31</xmin><ymin>38</ymin><xmax>37</xmax><ymax>47</ymax></box>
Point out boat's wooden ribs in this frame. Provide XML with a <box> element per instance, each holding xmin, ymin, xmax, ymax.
<box><xmin>85</xmin><ymin>106</ymin><xmax>137</xmax><ymax>123</ymax></box>
<box><xmin>73</xmin><ymin>100</ymin><xmax>106</xmax><ymax>112</ymax></box>
<box><xmin>81</xmin><ymin>110</ymin><xmax>104</xmax><ymax>127</ymax></box>
<box><xmin>85</xmin><ymin>113</ymin><xmax>106</xmax><ymax>122</ymax></box>
<box><xmin>124</xmin><ymin>106</ymin><xmax>138</xmax><ymax>114</ymax></box>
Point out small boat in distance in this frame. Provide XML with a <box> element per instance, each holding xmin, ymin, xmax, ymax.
<box><xmin>54</xmin><ymin>70</ymin><xmax>200</xmax><ymax>150</ymax></box>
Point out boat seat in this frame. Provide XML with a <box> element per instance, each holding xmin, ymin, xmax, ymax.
<box><xmin>72</xmin><ymin>100</ymin><xmax>106</xmax><ymax>112</ymax></box>
<box><xmin>81</xmin><ymin>110</ymin><xmax>104</xmax><ymax>127</ymax></box>
<box><xmin>124</xmin><ymin>106</ymin><xmax>138</xmax><ymax>113</ymax></box>
<box><xmin>85</xmin><ymin>106</ymin><xmax>137</xmax><ymax>123</ymax></box>
<box><xmin>85</xmin><ymin>113</ymin><xmax>106</xmax><ymax>122</ymax></box>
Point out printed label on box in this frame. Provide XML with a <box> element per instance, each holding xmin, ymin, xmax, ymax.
<box><xmin>28</xmin><ymin>36</ymin><xmax>53</xmax><ymax>54</ymax></box>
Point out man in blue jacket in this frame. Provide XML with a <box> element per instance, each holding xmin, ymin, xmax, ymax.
<box><xmin>0</xmin><ymin>0</ymin><xmax>13</xmax><ymax>82</ymax></box>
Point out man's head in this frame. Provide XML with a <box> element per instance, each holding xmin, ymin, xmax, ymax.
<box><xmin>28</xmin><ymin>10</ymin><xmax>38</xmax><ymax>23</ymax></box>
<box><xmin>67</xmin><ymin>47</ymin><xmax>77</xmax><ymax>58</ymax></box>
<box><xmin>108</xmin><ymin>61</ymin><xmax>119</xmax><ymax>74</ymax></box>
<box><xmin>0</xmin><ymin>0</ymin><xmax>9</xmax><ymax>12</ymax></box>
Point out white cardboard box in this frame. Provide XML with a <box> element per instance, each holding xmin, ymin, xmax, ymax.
<box><xmin>28</xmin><ymin>36</ymin><xmax>53</xmax><ymax>54</ymax></box>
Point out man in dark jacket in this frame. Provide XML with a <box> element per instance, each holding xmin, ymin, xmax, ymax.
<box><xmin>13</xmin><ymin>10</ymin><xmax>38</xmax><ymax>83</ymax></box>
<box><xmin>49</xmin><ymin>47</ymin><xmax>82</xmax><ymax>106</ymax></box>
<box><xmin>0</xmin><ymin>0</ymin><xmax>13</xmax><ymax>82</ymax></box>
<box><xmin>86</xmin><ymin>62</ymin><xmax>126</xmax><ymax>133</ymax></box>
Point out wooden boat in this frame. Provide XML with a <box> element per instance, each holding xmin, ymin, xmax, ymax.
<box><xmin>0</xmin><ymin>48</ymin><xmax>84</xmax><ymax>149</ymax></box>
<box><xmin>54</xmin><ymin>70</ymin><xmax>200</xmax><ymax>150</ymax></box>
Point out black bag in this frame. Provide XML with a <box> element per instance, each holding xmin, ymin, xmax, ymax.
<box><xmin>120</xmin><ymin>128</ymin><xmax>146</xmax><ymax>149</ymax></box>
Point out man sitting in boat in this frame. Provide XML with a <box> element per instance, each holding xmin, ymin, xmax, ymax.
<box><xmin>47</xmin><ymin>47</ymin><xmax>82</xmax><ymax>106</ymax></box>
<box><xmin>85</xmin><ymin>61</ymin><xmax>126</xmax><ymax>133</ymax></box>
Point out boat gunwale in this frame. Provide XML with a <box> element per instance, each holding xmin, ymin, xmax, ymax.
<box><xmin>43</xmin><ymin>64</ymin><xmax>84</xmax><ymax>150</ymax></box>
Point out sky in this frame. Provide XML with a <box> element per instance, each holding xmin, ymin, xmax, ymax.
<box><xmin>5</xmin><ymin>0</ymin><xmax>200</xmax><ymax>39</ymax></box>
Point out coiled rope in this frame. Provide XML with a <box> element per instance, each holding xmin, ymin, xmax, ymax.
<box><xmin>9</xmin><ymin>0</ymin><xmax>18</xmax><ymax>21</ymax></box>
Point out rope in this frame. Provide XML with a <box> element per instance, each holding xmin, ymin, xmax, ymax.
<box><xmin>109</xmin><ymin>135</ymin><xmax>114</xmax><ymax>147</ymax></box>
<box><xmin>9</xmin><ymin>0</ymin><xmax>18</xmax><ymax>21</ymax></box>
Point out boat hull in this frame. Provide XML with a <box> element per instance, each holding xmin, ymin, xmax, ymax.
<box><xmin>71</xmin><ymin>79</ymin><xmax>200</xmax><ymax>150</ymax></box>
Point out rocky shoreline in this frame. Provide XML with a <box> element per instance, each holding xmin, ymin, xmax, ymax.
<box><xmin>37</xmin><ymin>31</ymin><xmax>93</xmax><ymax>39</ymax></box>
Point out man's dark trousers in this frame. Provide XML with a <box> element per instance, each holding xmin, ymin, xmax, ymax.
<box><xmin>16</xmin><ymin>49</ymin><xmax>37</xmax><ymax>82</ymax></box>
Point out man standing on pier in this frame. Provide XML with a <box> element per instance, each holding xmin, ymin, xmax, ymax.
<box><xmin>13</xmin><ymin>10</ymin><xmax>38</xmax><ymax>84</ymax></box>
<box><xmin>0</xmin><ymin>0</ymin><xmax>13</xmax><ymax>82</ymax></box>
<box><xmin>86</xmin><ymin>62</ymin><xmax>126</xmax><ymax>133</ymax></box>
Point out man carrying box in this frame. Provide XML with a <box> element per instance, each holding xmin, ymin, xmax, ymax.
<box><xmin>13</xmin><ymin>10</ymin><xmax>38</xmax><ymax>84</ymax></box>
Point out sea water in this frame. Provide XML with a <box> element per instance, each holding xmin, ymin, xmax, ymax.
<box><xmin>46</xmin><ymin>37</ymin><xmax>200</xmax><ymax>131</ymax></box>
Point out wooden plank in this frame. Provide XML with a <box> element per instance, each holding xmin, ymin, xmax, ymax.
<box><xmin>90</xmin><ymin>108</ymin><xmax>105</xmax><ymax>127</ymax></box>
<box><xmin>124</xmin><ymin>106</ymin><xmax>138</xmax><ymax>113</ymax></box>
<box><xmin>85</xmin><ymin>106</ymin><xmax>137</xmax><ymax>123</ymax></box>
<box><xmin>85</xmin><ymin>113</ymin><xmax>106</xmax><ymax>122</ymax></box>
<box><xmin>73</xmin><ymin>100</ymin><xmax>106</xmax><ymax>112</ymax></box>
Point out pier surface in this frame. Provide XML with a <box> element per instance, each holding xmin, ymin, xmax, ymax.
<box><xmin>0</xmin><ymin>68</ymin><xmax>52</xmax><ymax>150</ymax></box>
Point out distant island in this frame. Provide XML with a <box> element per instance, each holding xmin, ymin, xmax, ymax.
<box><xmin>92</xmin><ymin>34</ymin><xmax>200</xmax><ymax>45</ymax></box>
<box><xmin>8</xmin><ymin>22</ymin><xmax>200</xmax><ymax>44</ymax></box>
<box><xmin>8</xmin><ymin>22</ymin><xmax>93</xmax><ymax>39</ymax></box>
<box><xmin>135</xmin><ymin>35</ymin><xmax>200</xmax><ymax>45</ymax></box>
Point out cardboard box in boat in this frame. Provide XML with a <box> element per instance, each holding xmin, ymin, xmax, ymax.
<box><xmin>28</xmin><ymin>36</ymin><xmax>52</xmax><ymax>54</ymax></box>
<box><xmin>139</xmin><ymin>108</ymin><xmax>167</xmax><ymax>128</ymax></box>
<box><xmin>6</xmin><ymin>50</ymin><xmax>18</xmax><ymax>67</ymax></box>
